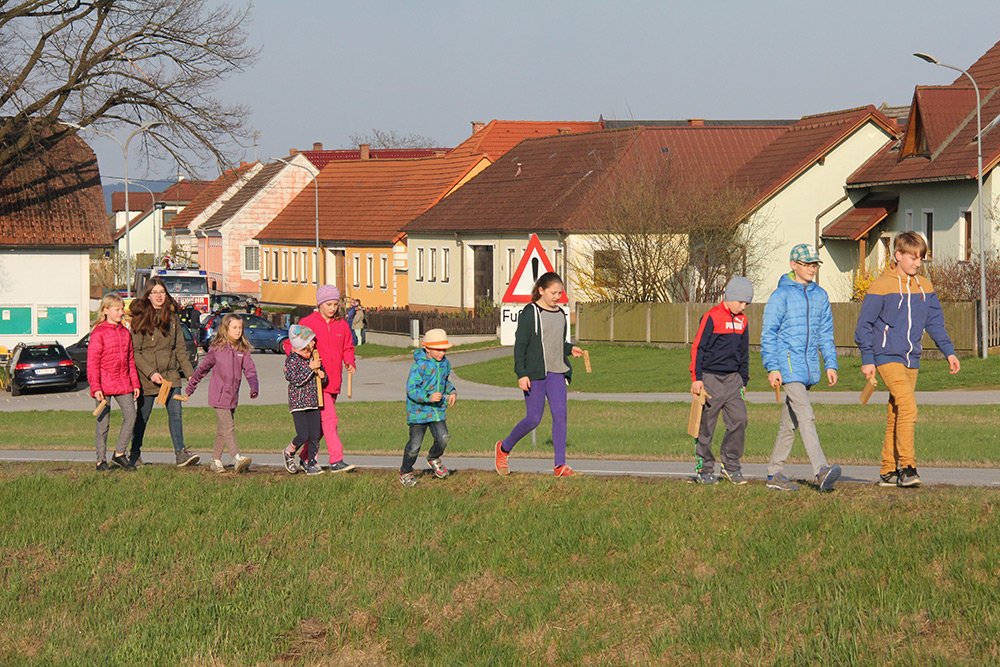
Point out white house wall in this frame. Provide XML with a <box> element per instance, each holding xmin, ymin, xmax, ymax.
<box><xmin>407</xmin><ymin>233</ymin><xmax>567</xmax><ymax>310</ymax></box>
<box><xmin>0</xmin><ymin>249</ymin><xmax>89</xmax><ymax>348</ymax></box>
<box><xmin>750</xmin><ymin>122</ymin><xmax>895</xmax><ymax>302</ymax></box>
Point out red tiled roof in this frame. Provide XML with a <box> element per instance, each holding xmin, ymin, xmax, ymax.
<box><xmin>300</xmin><ymin>148</ymin><xmax>450</xmax><ymax>170</ymax></box>
<box><xmin>162</xmin><ymin>164</ymin><xmax>258</xmax><ymax>230</ymax></box>
<box><xmin>111</xmin><ymin>190</ymin><xmax>159</xmax><ymax>212</ymax></box>
<box><xmin>730</xmin><ymin>106</ymin><xmax>896</xmax><ymax>213</ymax></box>
<box><xmin>449</xmin><ymin>120</ymin><xmax>602</xmax><ymax>161</ymax></box>
<box><xmin>0</xmin><ymin>132</ymin><xmax>109</xmax><ymax>247</ymax></box>
<box><xmin>112</xmin><ymin>179</ymin><xmax>212</xmax><ymax>241</ymax></box>
<box><xmin>953</xmin><ymin>38</ymin><xmax>1000</xmax><ymax>91</ymax></box>
<box><xmin>821</xmin><ymin>193</ymin><xmax>898</xmax><ymax>240</ymax></box>
<box><xmin>199</xmin><ymin>161</ymin><xmax>285</xmax><ymax>232</ymax></box>
<box><xmin>848</xmin><ymin>87</ymin><xmax>1000</xmax><ymax>186</ymax></box>
<box><xmin>404</xmin><ymin>125</ymin><xmax>787</xmax><ymax>235</ymax></box>
<box><xmin>255</xmin><ymin>152</ymin><xmax>487</xmax><ymax>245</ymax></box>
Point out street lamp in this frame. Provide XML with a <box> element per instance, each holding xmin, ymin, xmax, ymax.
<box><xmin>272</xmin><ymin>157</ymin><xmax>321</xmax><ymax>284</ymax></box>
<box><xmin>65</xmin><ymin>121</ymin><xmax>164</xmax><ymax>297</ymax></box>
<box><xmin>101</xmin><ymin>177</ymin><xmax>161</xmax><ymax>258</ymax></box>
<box><xmin>914</xmin><ymin>52</ymin><xmax>990</xmax><ymax>359</ymax></box>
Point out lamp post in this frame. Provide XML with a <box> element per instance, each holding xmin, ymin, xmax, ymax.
<box><xmin>272</xmin><ymin>157</ymin><xmax>321</xmax><ymax>284</ymax></box>
<box><xmin>65</xmin><ymin>121</ymin><xmax>164</xmax><ymax>297</ymax></box>
<box><xmin>914</xmin><ymin>53</ymin><xmax>990</xmax><ymax>358</ymax></box>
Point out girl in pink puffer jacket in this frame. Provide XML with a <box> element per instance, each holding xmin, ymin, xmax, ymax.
<box><xmin>87</xmin><ymin>293</ymin><xmax>140</xmax><ymax>472</ymax></box>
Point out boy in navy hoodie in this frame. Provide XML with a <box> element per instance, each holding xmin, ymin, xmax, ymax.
<box><xmin>690</xmin><ymin>277</ymin><xmax>753</xmax><ymax>485</ymax></box>
<box><xmin>854</xmin><ymin>231</ymin><xmax>960</xmax><ymax>488</ymax></box>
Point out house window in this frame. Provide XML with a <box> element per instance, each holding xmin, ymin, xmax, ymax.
<box><xmin>507</xmin><ymin>248</ymin><xmax>516</xmax><ymax>284</ymax></box>
<box><xmin>417</xmin><ymin>247</ymin><xmax>425</xmax><ymax>281</ymax></box>
<box><xmin>961</xmin><ymin>210</ymin><xmax>973</xmax><ymax>262</ymax></box>
<box><xmin>429</xmin><ymin>248</ymin><xmax>437</xmax><ymax>281</ymax></box>
<box><xmin>442</xmin><ymin>248</ymin><xmax>450</xmax><ymax>283</ymax></box>
<box><xmin>261</xmin><ymin>250</ymin><xmax>269</xmax><ymax>282</ymax></box>
<box><xmin>281</xmin><ymin>250</ymin><xmax>288</xmax><ymax>282</ymax></box>
<box><xmin>313</xmin><ymin>249</ymin><xmax>319</xmax><ymax>284</ymax></box>
<box><xmin>353</xmin><ymin>253</ymin><xmax>361</xmax><ymax>288</ymax></box>
<box><xmin>272</xmin><ymin>250</ymin><xmax>278</xmax><ymax>282</ymax></box>
<box><xmin>289</xmin><ymin>250</ymin><xmax>298</xmax><ymax>283</ymax></box>
<box><xmin>380</xmin><ymin>255</ymin><xmax>388</xmax><ymax>289</ymax></box>
<box><xmin>594</xmin><ymin>250</ymin><xmax>620</xmax><ymax>287</ymax></box>
<box><xmin>553</xmin><ymin>247</ymin><xmax>563</xmax><ymax>276</ymax></box>
<box><xmin>922</xmin><ymin>210</ymin><xmax>934</xmax><ymax>260</ymax></box>
<box><xmin>299</xmin><ymin>250</ymin><xmax>307</xmax><ymax>283</ymax></box>
<box><xmin>366</xmin><ymin>254</ymin><xmax>374</xmax><ymax>288</ymax></box>
<box><xmin>243</xmin><ymin>245</ymin><xmax>260</xmax><ymax>272</ymax></box>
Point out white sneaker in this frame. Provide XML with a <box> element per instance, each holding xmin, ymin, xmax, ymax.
<box><xmin>210</xmin><ymin>458</ymin><xmax>225</xmax><ymax>473</ymax></box>
<box><xmin>234</xmin><ymin>454</ymin><xmax>251</xmax><ymax>474</ymax></box>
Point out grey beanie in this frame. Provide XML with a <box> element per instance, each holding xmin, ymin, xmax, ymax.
<box><xmin>724</xmin><ymin>277</ymin><xmax>754</xmax><ymax>303</ymax></box>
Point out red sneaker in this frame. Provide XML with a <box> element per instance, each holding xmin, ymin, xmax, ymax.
<box><xmin>495</xmin><ymin>440</ymin><xmax>510</xmax><ymax>476</ymax></box>
<box><xmin>554</xmin><ymin>465</ymin><xmax>576</xmax><ymax>477</ymax></box>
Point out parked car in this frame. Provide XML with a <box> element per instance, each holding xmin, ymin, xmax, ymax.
<box><xmin>67</xmin><ymin>324</ymin><xmax>199</xmax><ymax>378</ymax></box>
<box><xmin>199</xmin><ymin>312</ymin><xmax>288</xmax><ymax>353</ymax></box>
<box><xmin>210</xmin><ymin>293</ymin><xmax>256</xmax><ymax>312</ymax></box>
<box><xmin>5</xmin><ymin>342</ymin><xmax>79</xmax><ymax>396</ymax></box>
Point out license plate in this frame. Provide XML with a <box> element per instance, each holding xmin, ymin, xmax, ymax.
<box><xmin>35</xmin><ymin>368</ymin><xmax>56</xmax><ymax>375</ymax></box>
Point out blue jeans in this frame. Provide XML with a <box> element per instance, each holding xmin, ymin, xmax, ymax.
<box><xmin>501</xmin><ymin>372</ymin><xmax>568</xmax><ymax>467</ymax></box>
<box><xmin>400</xmin><ymin>420</ymin><xmax>449</xmax><ymax>473</ymax></box>
<box><xmin>132</xmin><ymin>386</ymin><xmax>185</xmax><ymax>459</ymax></box>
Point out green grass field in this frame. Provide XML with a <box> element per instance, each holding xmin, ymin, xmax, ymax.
<box><xmin>455</xmin><ymin>343</ymin><xmax>999</xmax><ymax>393</ymax></box>
<box><xmin>1</xmin><ymin>464</ymin><xmax>998</xmax><ymax>666</ymax></box>
<box><xmin>6</xmin><ymin>401</ymin><xmax>1000</xmax><ymax>467</ymax></box>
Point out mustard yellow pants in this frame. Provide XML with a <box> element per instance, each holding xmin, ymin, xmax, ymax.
<box><xmin>877</xmin><ymin>362</ymin><xmax>920</xmax><ymax>474</ymax></box>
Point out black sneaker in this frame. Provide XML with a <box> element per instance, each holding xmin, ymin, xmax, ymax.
<box><xmin>328</xmin><ymin>460</ymin><xmax>356</xmax><ymax>473</ymax></box>
<box><xmin>304</xmin><ymin>460</ymin><xmax>324</xmax><ymax>476</ymax></box>
<box><xmin>111</xmin><ymin>453</ymin><xmax>135</xmax><ymax>471</ymax></box>
<box><xmin>176</xmin><ymin>448</ymin><xmax>200</xmax><ymax>467</ymax></box>
<box><xmin>897</xmin><ymin>465</ymin><xmax>921</xmax><ymax>487</ymax></box>
<box><xmin>96</xmin><ymin>461</ymin><xmax>109</xmax><ymax>472</ymax></box>
<box><xmin>283</xmin><ymin>449</ymin><xmax>299</xmax><ymax>474</ymax></box>
<box><xmin>879</xmin><ymin>470</ymin><xmax>900</xmax><ymax>487</ymax></box>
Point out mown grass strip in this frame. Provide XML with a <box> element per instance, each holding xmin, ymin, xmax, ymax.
<box><xmin>0</xmin><ymin>464</ymin><xmax>997</xmax><ymax>666</ymax></box>
<box><xmin>5</xmin><ymin>401</ymin><xmax>1000</xmax><ymax>467</ymax></box>
<box><xmin>455</xmin><ymin>343</ymin><xmax>1000</xmax><ymax>392</ymax></box>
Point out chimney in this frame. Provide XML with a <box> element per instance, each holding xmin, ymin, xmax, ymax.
<box><xmin>557</xmin><ymin>127</ymin><xmax>572</xmax><ymax>135</ymax></box>
<box><xmin>313</xmin><ymin>142</ymin><xmax>323</xmax><ymax>151</ymax></box>
<box><xmin>687</xmin><ymin>119</ymin><xmax>705</xmax><ymax>127</ymax></box>
<box><xmin>471</xmin><ymin>121</ymin><xmax>485</xmax><ymax>134</ymax></box>
<box><xmin>289</xmin><ymin>148</ymin><xmax>299</xmax><ymax>155</ymax></box>
<box><xmin>359</xmin><ymin>143</ymin><xmax>370</xmax><ymax>160</ymax></box>
<box><xmin>240</xmin><ymin>161</ymin><xmax>250</xmax><ymax>168</ymax></box>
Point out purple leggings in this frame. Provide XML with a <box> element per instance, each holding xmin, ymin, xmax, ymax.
<box><xmin>501</xmin><ymin>372</ymin><xmax>568</xmax><ymax>467</ymax></box>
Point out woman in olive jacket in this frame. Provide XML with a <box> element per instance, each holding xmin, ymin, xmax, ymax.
<box><xmin>129</xmin><ymin>277</ymin><xmax>200</xmax><ymax>466</ymax></box>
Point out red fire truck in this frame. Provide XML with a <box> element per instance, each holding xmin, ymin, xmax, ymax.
<box><xmin>133</xmin><ymin>266</ymin><xmax>211</xmax><ymax>313</ymax></box>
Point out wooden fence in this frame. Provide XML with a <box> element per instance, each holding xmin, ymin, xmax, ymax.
<box><xmin>577</xmin><ymin>301</ymin><xmax>986</xmax><ymax>354</ymax></box>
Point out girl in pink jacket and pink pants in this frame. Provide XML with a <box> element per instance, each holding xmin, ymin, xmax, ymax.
<box><xmin>297</xmin><ymin>285</ymin><xmax>357</xmax><ymax>472</ymax></box>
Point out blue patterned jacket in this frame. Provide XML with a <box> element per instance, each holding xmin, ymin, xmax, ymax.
<box><xmin>405</xmin><ymin>349</ymin><xmax>455</xmax><ymax>424</ymax></box>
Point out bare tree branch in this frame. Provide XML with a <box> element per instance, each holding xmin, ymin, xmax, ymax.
<box><xmin>0</xmin><ymin>0</ymin><xmax>259</xmax><ymax>178</ymax></box>
<box><xmin>346</xmin><ymin>128</ymin><xmax>439</xmax><ymax>150</ymax></box>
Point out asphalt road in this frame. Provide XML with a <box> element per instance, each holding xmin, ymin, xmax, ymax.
<box><xmin>0</xmin><ymin>449</ymin><xmax>996</xmax><ymax>488</ymax></box>
<box><xmin>3</xmin><ymin>346</ymin><xmax>999</xmax><ymax>411</ymax></box>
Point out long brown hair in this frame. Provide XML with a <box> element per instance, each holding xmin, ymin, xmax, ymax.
<box><xmin>130</xmin><ymin>277</ymin><xmax>179</xmax><ymax>336</ymax></box>
<box><xmin>530</xmin><ymin>271</ymin><xmax>564</xmax><ymax>303</ymax></box>
<box><xmin>210</xmin><ymin>313</ymin><xmax>252</xmax><ymax>352</ymax></box>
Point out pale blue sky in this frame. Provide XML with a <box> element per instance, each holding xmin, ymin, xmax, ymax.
<box><xmin>89</xmin><ymin>0</ymin><xmax>1000</xmax><ymax>182</ymax></box>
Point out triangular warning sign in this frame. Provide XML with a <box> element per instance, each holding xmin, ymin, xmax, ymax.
<box><xmin>501</xmin><ymin>234</ymin><xmax>568</xmax><ymax>303</ymax></box>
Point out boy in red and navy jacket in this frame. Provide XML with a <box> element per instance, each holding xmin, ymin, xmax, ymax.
<box><xmin>689</xmin><ymin>277</ymin><xmax>753</xmax><ymax>485</ymax></box>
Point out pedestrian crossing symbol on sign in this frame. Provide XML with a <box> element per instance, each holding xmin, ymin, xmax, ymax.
<box><xmin>501</xmin><ymin>234</ymin><xmax>568</xmax><ymax>304</ymax></box>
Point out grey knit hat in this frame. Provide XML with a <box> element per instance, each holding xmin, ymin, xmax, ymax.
<box><xmin>724</xmin><ymin>277</ymin><xmax>754</xmax><ymax>303</ymax></box>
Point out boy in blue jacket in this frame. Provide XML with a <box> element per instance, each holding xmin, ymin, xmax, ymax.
<box><xmin>761</xmin><ymin>244</ymin><xmax>842</xmax><ymax>491</ymax></box>
<box><xmin>689</xmin><ymin>277</ymin><xmax>753</xmax><ymax>485</ymax></box>
<box><xmin>854</xmin><ymin>232</ymin><xmax>959</xmax><ymax>488</ymax></box>
<box><xmin>399</xmin><ymin>328</ymin><xmax>457</xmax><ymax>487</ymax></box>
